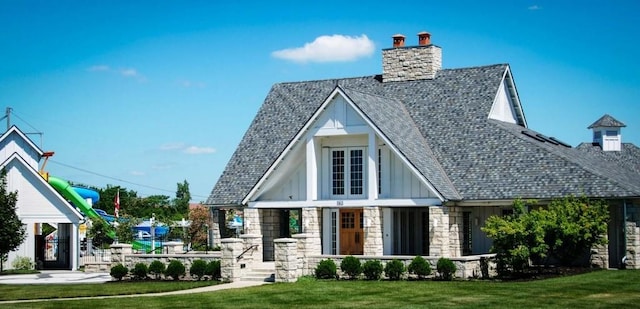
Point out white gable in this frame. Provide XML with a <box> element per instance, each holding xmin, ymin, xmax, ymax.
<box><xmin>247</xmin><ymin>89</ymin><xmax>439</xmax><ymax>204</ymax></box>
<box><xmin>0</xmin><ymin>126</ymin><xmax>43</xmax><ymax>170</ymax></box>
<box><xmin>489</xmin><ymin>79</ymin><xmax>518</xmax><ymax>124</ymax></box>
<box><xmin>3</xmin><ymin>154</ymin><xmax>82</xmax><ymax>223</ymax></box>
<box><xmin>314</xmin><ymin>95</ymin><xmax>367</xmax><ymax>135</ymax></box>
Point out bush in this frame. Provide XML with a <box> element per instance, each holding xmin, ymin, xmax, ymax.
<box><xmin>408</xmin><ymin>256</ymin><xmax>431</xmax><ymax>279</ymax></box>
<box><xmin>165</xmin><ymin>260</ymin><xmax>186</xmax><ymax>281</ymax></box>
<box><xmin>384</xmin><ymin>259</ymin><xmax>406</xmax><ymax>281</ymax></box>
<box><xmin>205</xmin><ymin>260</ymin><xmax>221</xmax><ymax>280</ymax></box>
<box><xmin>190</xmin><ymin>259</ymin><xmax>208</xmax><ymax>280</ymax></box>
<box><xmin>131</xmin><ymin>263</ymin><xmax>148</xmax><ymax>280</ymax></box>
<box><xmin>436</xmin><ymin>258</ymin><xmax>456</xmax><ymax>281</ymax></box>
<box><xmin>148</xmin><ymin>260</ymin><xmax>165</xmax><ymax>280</ymax></box>
<box><xmin>110</xmin><ymin>263</ymin><xmax>128</xmax><ymax>281</ymax></box>
<box><xmin>340</xmin><ymin>256</ymin><xmax>362</xmax><ymax>280</ymax></box>
<box><xmin>362</xmin><ymin>260</ymin><xmax>384</xmax><ymax>280</ymax></box>
<box><xmin>11</xmin><ymin>256</ymin><xmax>34</xmax><ymax>270</ymax></box>
<box><xmin>314</xmin><ymin>259</ymin><xmax>337</xmax><ymax>279</ymax></box>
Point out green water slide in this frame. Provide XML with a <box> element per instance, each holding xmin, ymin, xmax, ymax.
<box><xmin>47</xmin><ymin>176</ymin><xmax>150</xmax><ymax>251</ymax></box>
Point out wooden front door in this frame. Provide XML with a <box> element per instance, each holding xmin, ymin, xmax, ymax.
<box><xmin>340</xmin><ymin>208</ymin><xmax>363</xmax><ymax>255</ymax></box>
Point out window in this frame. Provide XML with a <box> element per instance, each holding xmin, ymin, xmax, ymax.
<box><xmin>330</xmin><ymin>147</ymin><xmax>366</xmax><ymax>198</ymax></box>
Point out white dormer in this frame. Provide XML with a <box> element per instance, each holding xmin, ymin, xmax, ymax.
<box><xmin>588</xmin><ymin>114</ymin><xmax>626</xmax><ymax>152</ymax></box>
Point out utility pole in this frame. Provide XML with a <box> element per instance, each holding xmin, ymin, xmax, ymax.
<box><xmin>5</xmin><ymin>107</ymin><xmax>10</xmax><ymax>130</ymax></box>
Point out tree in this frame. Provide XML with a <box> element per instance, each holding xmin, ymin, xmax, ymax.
<box><xmin>0</xmin><ymin>169</ymin><xmax>26</xmax><ymax>272</ymax></box>
<box><xmin>174</xmin><ymin>180</ymin><xmax>190</xmax><ymax>217</ymax></box>
<box><xmin>87</xmin><ymin>218</ymin><xmax>113</xmax><ymax>249</ymax></box>
<box><xmin>483</xmin><ymin>196</ymin><xmax>609</xmax><ymax>277</ymax></box>
<box><xmin>114</xmin><ymin>214</ymin><xmax>141</xmax><ymax>244</ymax></box>
<box><xmin>188</xmin><ymin>205</ymin><xmax>210</xmax><ymax>250</ymax></box>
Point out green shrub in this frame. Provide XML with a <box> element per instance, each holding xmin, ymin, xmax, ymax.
<box><xmin>340</xmin><ymin>256</ymin><xmax>362</xmax><ymax>279</ymax></box>
<box><xmin>205</xmin><ymin>260</ymin><xmax>221</xmax><ymax>280</ymax></box>
<box><xmin>436</xmin><ymin>258</ymin><xmax>457</xmax><ymax>281</ymax></box>
<box><xmin>131</xmin><ymin>263</ymin><xmax>148</xmax><ymax>280</ymax></box>
<box><xmin>11</xmin><ymin>256</ymin><xmax>34</xmax><ymax>270</ymax></box>
<box><xmin>314</xmin><ymin>259</ymin><xmax>337</xmax><ymax>279</ymax></box>
<box><xmin>165</xmin><ymin>260</ymin><xmax>186</xmax><ymax>281</ymax></box>
<box><xmin>148</xmin><ymin>260</ymin><xmax>165</xmax><ymax>280</ymax></box>
<box><xmin>384</xmin><ymin>259</ymin><xmax>406</xmax><ymax>281</ymax></box>
<box><xmin>408</xmin><ymin>256</ymin><xmax>431</xmax><ymax>279</ymax></box>
<box><xmin>110</xmin><ymin>263</ymin><xmax>128</xmax><ymax>281</ymax></box>
<box><xmin>362</xmin><ymin>260</ymin><xmax>384</xmax><ymax>280</ymax></box>
<box><xmin>190</xmin><ymin>259</ymin><xmax>208</xmax><ymax>280</ymax></box>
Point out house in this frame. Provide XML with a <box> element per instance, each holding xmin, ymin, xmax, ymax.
<box><xmin>0</xmin><ymin>126</ymin><xmax>83</xmax><ymax>270</ymax></box>
<box><xmin>206</xmin><ymin>32</ymin><xmax>640</xmax><ymax>270</ymax></box>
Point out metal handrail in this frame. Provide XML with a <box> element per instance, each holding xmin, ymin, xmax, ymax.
<box><xmin>236</xmin><ymin>244</ymin><xmax>258</xmax><ymax>261</ymax></box>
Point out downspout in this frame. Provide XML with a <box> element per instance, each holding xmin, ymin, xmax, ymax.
<box><xmin>622</xmin><ymin>200</ymin><xmax>627</xmax><ymax>269</ymax></box>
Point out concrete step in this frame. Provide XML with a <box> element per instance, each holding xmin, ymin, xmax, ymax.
<box><xmin>241</xmin><ymin>262</ymin><xmax>275</xmax><ymax>282</ymax></box>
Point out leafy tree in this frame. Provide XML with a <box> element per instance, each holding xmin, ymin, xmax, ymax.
<box><xmin>0</xmin><ymin>169</ymin><xmax>26</xmax><ymax>272</ymax></box>
<box><xmin>188</xmin><ymin>205</ymin><xmax>210</xmax><ymax>250</ymax></box>
<box><xmin>114</xmin><ymin>214</ymin><xmax>141</xmax><ymax>244</ymax></box>
<box><xmin>174</xmin><ymin>180</ymin><xmax>191</xmax><ymax>216</ymax></box>
<box><xmin>87</xmin><ymin>218</ymin><xmax>113</xmax><ymax>249</ymax></box>
<box><xmin>483</xmin><ymin>197</ymin><xmax>609</xmax><ymax>276</ymax></box>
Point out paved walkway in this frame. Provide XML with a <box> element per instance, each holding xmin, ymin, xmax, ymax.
<box><xmin>0</xmin><ymin>271</ymin><xmax>269</xmax><ymax>305</ymax></box>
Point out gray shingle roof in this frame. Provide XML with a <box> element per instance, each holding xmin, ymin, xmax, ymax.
<box><xmin>576</xmin><ymin>143</ymin><xmax>640</xmax><ymax>176</ymax></box>
<box><xmin>588</xmin><ymin>114</ymin><xmax>626</xmax><ymax>128</ymax></box>
<box><xmin>207</xmin><ymin>64</ymin><xmax>640</xmax><ymax>205</ymax></box>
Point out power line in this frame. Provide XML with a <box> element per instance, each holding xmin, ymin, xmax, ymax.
<box><xmin>49</xmin><ymin>159</ymin><xmax>210</xmax><ymax>199</ymax></box>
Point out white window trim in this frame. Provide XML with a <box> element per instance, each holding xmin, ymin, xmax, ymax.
<box><xmin>329</xmin><ymin>147</ymin><xmax>367</xmax><ymax>199</ymax></box>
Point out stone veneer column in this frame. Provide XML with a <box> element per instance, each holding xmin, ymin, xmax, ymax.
<box><xmin>110</xmin><ymin>243</ymin><xmax>133</xmax><ymax>268</ymax></box>
<box><xmin>221</xmin><ymin>238</ymin><xmax>244</xmax><ymax>282</ymax></box>
<box><xmin>626</xmin><ymin>222</ymin><xmax>640</xmax><ymax>269</ymax></box>
<box><xmin>240</xmin><ymin>234</ymin><xmax>263</xmax><ymax>266</ymax></box>
<box><xmin>591</xmin><ymin>235</ymin><xmax>609</xmax><ymax>268</ymax></box>
<box><xmin>211</xmin><ymin>209</ymin><xmax>222</xmax><ymax>248</ymax></box>
<box><xmin>163</xmin><ymin>241</ymin><xmax>184</xmax><ymax>254</ymax></box>
<box><xmin>448</xmin><ymin>206</ymin><xmax>463</xmax><ymax>258</ymax></box>
<box><xmin>301</xmin><ymin>208</ymin><xmax>322</xmax><ymax>254</ymax></box>
<box><xmin>274</xmin><ymin>238</ymin><xmax>298</xmax><ymax>282</ymax></box>
<box><xmin>363</xmin><ymin>206</ymin><xmax>383</xmax><ymax>256</ymax></box>
<box><xmin>429</xmin><ymin>206</ymin><xmax>450</xmax><ymax>257</ymax></box>
<box><xmin>243</xmin><ymin>208</ymin><xmax>261</xmax><ymax>235</ymax></box>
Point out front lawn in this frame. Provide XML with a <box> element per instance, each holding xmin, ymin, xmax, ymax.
<box><xmin>0</xmin><ymin>280</ymin><xmax>219</xmax><ymax>301</ymax></box>
<box><xmin>2</xmin><ymin>270</ymin><xmax>639</xmax><ymax>308</ymax></box>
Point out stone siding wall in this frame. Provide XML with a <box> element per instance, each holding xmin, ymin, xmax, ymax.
<box><xmin>448</xmin><ymin>206</ymin><xmax>463</xmax><ymax>258</ymax></box>
<box><xmin>382</xmin><ymin>45</ymin><xmax>442</xmax><ymax>82</ymax></box>
<box><xmin>429</xmin><ymin>207</ymin><xmax>451</xmax><ymax>257</ymax></box>
<box><xmin>260</xmin><ymin>209</ymin><xmax>280</xmax><ymax>261</ymax></box>
<box><xmin>363</xmin><ymin>206</ymin><xmax>383</xmax><ymax>256</ymax></box>
<box><xmin>626</xmin><ymin>222</ymin><xmax>640</xmax><ymax>269</ymax></box>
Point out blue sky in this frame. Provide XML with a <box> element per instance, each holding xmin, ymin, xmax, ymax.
<box><xmin>1</xmin><ymin>1</ymin><xmax>638</xmax><ymax>203</ymax></box>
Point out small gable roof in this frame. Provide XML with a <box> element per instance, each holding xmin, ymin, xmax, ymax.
<box><xmin>588</xmin><ymin>114</ymin><xmax>626</xmax><ymax>129</ymax></box>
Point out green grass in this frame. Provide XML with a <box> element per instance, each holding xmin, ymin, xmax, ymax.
<box><xmin>2</xmin><ymin>270</ymin><xmax>640</xmax><ymax>308</ymax></box>
<box><xmin>0</xmin><ymin>280</ymin><xmax>219</xmax><ymax>301</ymax></box>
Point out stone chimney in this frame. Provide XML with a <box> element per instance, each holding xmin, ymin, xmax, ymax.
<box><xmin>382</xmin><ymin>31</ymin><xmax>442</xmax><ymax>82</ymax></box>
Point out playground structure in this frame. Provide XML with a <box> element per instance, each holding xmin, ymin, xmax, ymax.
<box><xmin>39</xmin><ymin>153</ymin><xmax>160</xmax><ymax>253</ymax></box>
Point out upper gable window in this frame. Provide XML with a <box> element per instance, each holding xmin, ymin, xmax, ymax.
<box><xmin>331</xmin><ymin>147</ymin><xmax>366</xmax><ymax>198</ymax></box>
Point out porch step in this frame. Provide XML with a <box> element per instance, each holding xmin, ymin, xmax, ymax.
<box><xmin>241</xmin><ymin>262</ymin><xmax>275</xmax><ymax>282</ymax></box>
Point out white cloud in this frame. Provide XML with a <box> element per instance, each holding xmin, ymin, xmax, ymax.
<box><xmin>120</xmin><ymin>68</ymin><xmax>139</xmax><ymax>77</ymax></box>
<box><xmin>130</xmin><ymin>170</ymin><xmax>145</xmax><ymax>176</ymax></box>
<box><xmin>528</xmin><ymin>5</ymin><xmax>541</xmax><ymax>10</ymax></box>
<box><xmin>87</xmin><ymin>64</ymin><xmax>145</xmax><ymax>81</ymax></box>
<box><xmin>183</xmin><ymin>146</ymin><xmax>216</xmax><ymax>154</ymax></box>
<box><xmin>272</xmin><ymin>34</ymin><xmax>375</xmax><ymax>63</ymax></box>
